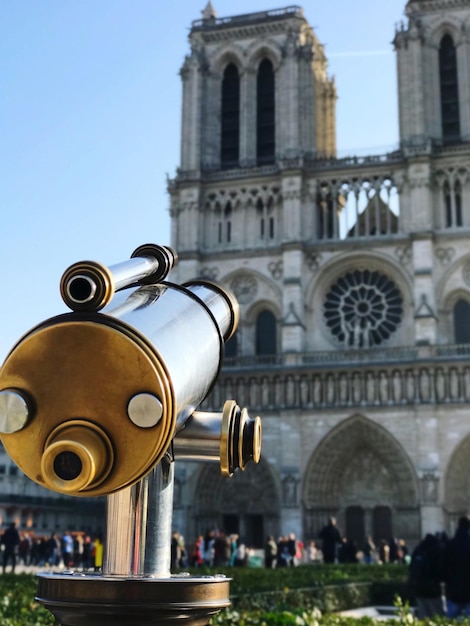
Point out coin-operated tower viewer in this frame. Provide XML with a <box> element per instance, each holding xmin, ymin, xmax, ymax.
<box><xmin>0</xmin><ymin>244</ymin><xmax>262</xmax><ymax>626</ymax></box>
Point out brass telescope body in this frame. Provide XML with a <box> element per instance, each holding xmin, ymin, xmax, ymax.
<box><xmin>0</xmin><ymin>244</ymin><xmax>262</xmax><ymax>626</ymax></box>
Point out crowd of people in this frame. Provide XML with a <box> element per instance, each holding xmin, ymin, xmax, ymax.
<box><xmin>0</xmin><ymin>523</ymin><xmax>104</xmax><ymax>574</ymax></box>
<box><xmin>170</xmin><ymin>520</ymin><xmax>411</xmax><ymax>572</ymax></box>
<box><xmin>5</xmin><ymin>514</ymin><xmax>470</xmax><ymax>621</ymax></box>
<box><xmin>408</xmin><ymin>515</ymin><xmax>470</xmax><ymax>620</ymax></box>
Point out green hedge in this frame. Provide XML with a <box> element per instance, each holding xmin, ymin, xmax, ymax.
<box><xmin>0</xmin><ymin>574</ymin><xmax>54</xmax><ymax>625</ymax></box>
<box><xmin>0</xmin><ymin>565</ymin><xmax>441</xmax><ymax>626</ymax></box>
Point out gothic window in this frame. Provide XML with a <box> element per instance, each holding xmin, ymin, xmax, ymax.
<box><xmin>439</xmin><ymin>35</ymin><xmax>460</xmax><ymax>143</ymax></box>
<box><xmin>256</xmin><ymin>197</ymin><xmax>275</xmax><ymax>240</ymax></box>
<box><xmin>444</xmin><ymin>179</ymin><xmax>463</xmax><ymax>228</ymax></box>
<box><xmin>257</xmin><ymin>59</ymin><xmax>275</xmax><ymax>165</ymax></box>
<box><xmin>224</xmin><ymin>331</ymin><xmax>238</xmax><ymax>358</ymax></box>
<box><xmin>324</xmin><ymin>269</ymin><xmax>404</xmax><ymax>348</ymax></box>
<box><xmin>217</xmin><ymin>202</ymin><xmax>233</xmax><ymax>244</ymax></box>
<box><xmin>316</xmin><ymin>186</ymin><xmax>335</xmax><ymax>239</ymax></box>
<box><xmin>221</xmin><ymin>63</ymin><xmax>240</xmax><ymax>168</ymax></box>
<box><xmin>453</xmin><ymin>299</ymin><xmax>470</xmax><ymax>344</ymax></box>
<box><xmin>256</xmin><ymin>310</ymin><xmax>277</xmax><ymax>355</ymax></box>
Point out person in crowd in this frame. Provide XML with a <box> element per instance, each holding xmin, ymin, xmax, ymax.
<box><xmin>318</xmin><ymin>517</ymin><xmax>342</xmax><ymax>564</ymax></box>
<box><xmin>82</xmin><ymin>535</ymin><xmax>93</xmax><ymax>570</ymax></box>
<box><xmin>443</xmin><ymin>515</ymin><xmax>470</xmax><ymax>618</ymax></box>
<box><xmin>229</xmin><ymin>534</ymin><xmax>238</xmax><ymax>567</ymax></box>
<box><xmin>363</xmin><ymin>536</ymin><xmax>376</xmax><ymax>564</ymax></box>
<box><xmin>408</xmin><ymin>533</ymin><xmax>445</xmax><ymax>618</ymax></box>
<box><xmin>93</xmin><ymin>535</ymin><xmax>103</xmax><ymax>571</ymax></box>
<box><xmin>2</xmin><ymin>522</ymin><xmax>20</xmax><ymax>574</ymax></box>
<box><xmin>234</xmin><ymin>538</ymin><xmax>246</xmax><ymax>567</ymax></box>
<box><xmin>277</xmin><ymin>536</ymin><xmax>292</xmax><ymax>567</ymax></box>
<box><xmin>306</xmin><ymin>539</ymin><xmax>318</xmax><ymax>563</ymax></box>
<box><xmin>379</xmin><ymin>539</ymin><xmax>390</xmax><ymax>563</ymax></box>
<box><xmin>338</xmin><ymin>536</ymin><xmax>358</xmax><ymax>563</ymax></box>
<box><xmin>190</xmin><ymin>534</ymin><xmax>204</xmax><ymax>567</ymax></box>
<box><xmin>264</xmin><ymin>535</ymin><xmax>277</xmax><ymax>568</ymax></box>
<box><xmin>213</xmin><ymin>530</ymin><xmax>228</xmax><ymax>567</ymax></box>
<box><xmin>171</xmin><ymin>530</ymin><xmax>182</xmax><ymax>571</ymax></box>
<box><xmin>62</xmin><ymin>531</ymin><xmax>74</xmax><ymax>568</ymax></box>
<box><xmin>202</xmin><ymin>530</ymin><xmax>215</xmax><ymax>567</ymax></box>
<box><xmin>19</xmin><ymin>532</ymin><xmax>32</xmax><ymax>566</ymax></box>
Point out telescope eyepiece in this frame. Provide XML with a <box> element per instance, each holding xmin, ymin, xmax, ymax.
<box><xmin>41</xmin><ymin>421</ymin><xmax>114</xmax><ymax>494</ymax></box>
<box><xmin>53</xmin><ymin>451</ymin><xmax>83</xmax><ymax>481</ymax></box>
<box><xmin>66</xmin><ymin>275</ymin><xmax>97</xmax><ymax>305</ymax></box>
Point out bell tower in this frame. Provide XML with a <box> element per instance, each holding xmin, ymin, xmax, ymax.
<box><xmin>394</xmin><ymin>0</ymin><xmax>470</xmax><ymax>148</ymax></box>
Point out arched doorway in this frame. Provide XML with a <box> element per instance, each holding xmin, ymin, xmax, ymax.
<box><xmin>192</xmin><ymin>459</ymin><xmax>279</xmax><ymax>548</ymax></box>
<box><xmin>445</xmin><ymin>435</ymin><xmax>470</xmax><ymax>533</ymax></box>
<box><xmin>303</xmin><ymin>415</ymin><xmax>420</xmax><ymax>547</ymax></box>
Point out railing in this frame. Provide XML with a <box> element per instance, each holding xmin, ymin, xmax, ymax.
<box><xmin>191</xmin><ymin>6</ymin><xmax>303</xmax><ymax>30</ymax></box>
<box><xmin>222</xmin><ymin>343</ymin><xmax>470</xmax><ymax>370</ymax></box>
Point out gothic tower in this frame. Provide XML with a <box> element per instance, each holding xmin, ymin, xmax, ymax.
<box><xmin>169</xmin><ymin>2</ymin><xmax>470</xmax><ymax>549</ymax></box>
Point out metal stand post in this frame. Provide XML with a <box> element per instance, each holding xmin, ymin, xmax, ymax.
<box><xmin>36</xmin><ymin>457</ymin><xmax>230</xmax><ymax>625</ymax></box>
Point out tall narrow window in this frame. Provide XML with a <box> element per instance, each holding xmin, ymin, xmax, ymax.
<box><xmin>455</xmin><ymin>179</ymin><xmax>463</xmax><ymax>226</ymax></box>
<box><xmin>454</xmin><ymin>299</ymin><xmax>470</xmax><ymax>344</ymax></box>
<box><xmin>221</xmin><ymin>64</ymin><xmax>240</xmax><ymax>168</ymax></box>
<box><xmin>257</xmin><ymin>59</ymin><xmax>275</xmax><ymax>164</ymax></box>
<box><xmin>256</xmin><ymin>310</ymin><xmax>277</xmax><ymax>355</ymax></box>
<box><xmin>224</xmin><ymin>331</ymin><xmax>238</xmax><ymax>358</ymax></box>
<box><xmin>439</xmin><ymin>35</ymin><xmax>460</xmax><ymax>143</ymax></box>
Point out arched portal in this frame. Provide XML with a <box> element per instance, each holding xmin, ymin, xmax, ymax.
<box><xmin>445</xmin><ymin>435</ymin><xmax>470</xmax><ymax>531</ymax></box>
<box><xmin>303</xmin><ymin>415</ymin><xmax>420</xmax><ymax>546</ymax></box>
<box><xmin>192</xmin><ymin>459</ymin><xmax>279</xmax><ymax>548</ymax></box>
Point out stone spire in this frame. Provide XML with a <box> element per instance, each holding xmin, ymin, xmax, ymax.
<box><xmin>201</xmin><ymin>2</ymin><xmax>217</xmax><ymax>20</ymax></box>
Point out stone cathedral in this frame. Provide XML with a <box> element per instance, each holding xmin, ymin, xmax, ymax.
<box><xmin>167</xmin><ymin>0</ymin><xmax>470</xmax><ymax>550</ymax></box>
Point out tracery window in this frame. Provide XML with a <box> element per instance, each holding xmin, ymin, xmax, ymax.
<box><xmin>256</xmin><ymin>310</ymin><xmax>277</xmax><ymax>355</ymax></box>
<box><xmin>439</xmin><ymin>34</ymin><xmax>460</xmax><ymax>143</ymax></box>
<box><xmin>221</xmin><ymin>63</ymin><xmax>240</xmax><ymax>168</ymax></box>
<box><xmin>324</xmin><ymin>269</ymin><xmax>403</xmax><ymax>348</ymax></box>
<box><xmin>224</xmin><ymin>331</ymin><xmax>238</xmax><ymax>358</ymax></box>
<box><xmin>256</xmin><ymin>197</ymin><xmax>275</xmax><ymax>240</ymax></box>
<box><xmin>217</xmin><ymin>202</ymin><xmax>232</xmax><ymax>244</ymax></box>
<box><xmin>444</xmin><ymin>179</ymin><xmax>463</xmax><ymax>228</ymax></box>
<box><xmin>257</xmin><ymin>59</ymin><xmax>275</xmax><ymax>165</ymax></box>
<box><xmin>453</xmin><ymin>299</ymin><xmax>470</xmax><ymax>344</ymax></box>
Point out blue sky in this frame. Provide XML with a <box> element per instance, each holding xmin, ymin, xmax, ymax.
<box><xmin>0</xmin><ymin>0</ymin><xmax>406</xmax><ymax>360</ymax></box>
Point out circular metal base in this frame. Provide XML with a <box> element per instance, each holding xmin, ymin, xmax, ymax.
<box><xmin>36</xmin><ymin>572</ymin><xmax>231</xmax><ymax>626</ymax></box>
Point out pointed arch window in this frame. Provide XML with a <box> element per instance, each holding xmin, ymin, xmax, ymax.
<box><xmin>256</xmin><ymin>310</ymin><xmax>277</xmax><ymax>355</ymax></box>
<box><xmin>443</xmin><ymin>178</ymin><xmax>463</xmax><ymax>228</ymax></box>
<box><xmin>439</xmin><ymin>35</ymin><xmax>460</xmax><ymax>143</ymax></box>
<box><xmin>221</xmin><ymin>63</ymin><xmax>240</xmax><ymax>168</ymax></box>
<box><xmin>454</xmin><ymin>299</ymin><xmax>470</xmax><ymax>344</ymax></box>
<box><xmin>257</xmin><ymin>59</ymin><xmax>275</xmax><ymax>165</ymax></box>
<box><xmin>224</xmin><ymin>331</ymin><xmax>238</xmax><ymax>358</ymax></box>
<box><xmin>217</xmin><ymin>202</ymin><xmax>232</xmax><ymax>244</ymax></box>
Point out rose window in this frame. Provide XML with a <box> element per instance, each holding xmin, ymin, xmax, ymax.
<box><xmin>324</xmin><ymin>269</ymin><xmax>403</xmax><ymax>348</ymax></box>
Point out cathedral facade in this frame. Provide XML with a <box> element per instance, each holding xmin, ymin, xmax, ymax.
<box><xmin>168</xmin><ymin>0</ymin><xmax>470</xmax><ymax>549</ymax></box>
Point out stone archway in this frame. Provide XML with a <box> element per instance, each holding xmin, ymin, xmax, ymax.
<box><xmin>303</xmin><ymin>415</ymin><xmax>420</xmax><ymax>545</ymax></box>
<box><xmin>445</xmin><ymin>435</ymin><xmax>470</xmax><ymax>530</ymax></box>
<box><xmin>193</xmin><ymin>458</ymin><xmax>279</xmax><ymax>548</ymax></box>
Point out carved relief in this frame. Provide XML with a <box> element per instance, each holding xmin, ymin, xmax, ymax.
<box><xmin>230</xmin><ymin>274</ymin><xmax>258</xmax><ymax>304</ymax></box>
<box><xmin>268</xmin><ymin>260</ymin><xmax>283</xmax><ymax>280</ymax></box>
<box><xmin>463</xmin><ymin>261</ymin><xmax>470</xmax><ymax>287</ymax></box>
<box><xmin>435</xmin><ymin>247</ymin><xmax>455</xmax><ymax>265</ymax></box>
<box><xmin>420</xmin><ymin>472</ymin><xmax>439</xmax><ymax>504</ymax></box>
<box><xmin>282</xmin><ymin>474</ymin><xmax>299</xmax><ymax>507</ymax></box>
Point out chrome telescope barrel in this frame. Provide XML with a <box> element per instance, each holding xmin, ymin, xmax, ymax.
<box><xmin>173</xmin><ymin>401</ymin><xmax>262</xmax><ymax>475</ymax></box>
<box><xmin>60</xmin><ymin>244</ymin><xmax>177</xmax><ymax>312</ymax></box>
<box><xmin>0</xmin><ymin>273</ymin><xmax>250</xmax><ymax>497</ymax></box>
